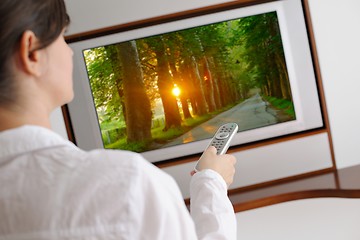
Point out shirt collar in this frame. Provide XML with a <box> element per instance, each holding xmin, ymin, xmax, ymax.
<box><xmin>0</xmin><ymin>125</ymin><xmax>76</xmax><ymax>158</ymax></box>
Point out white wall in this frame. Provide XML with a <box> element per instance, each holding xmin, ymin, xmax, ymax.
<box><xmin>306</xmin><ymin>0</ymin><xmax>360</xmax><ymax>169</ymax></box>
<box><xmin>65</xmin><ymin>0</ymin><xmax>234</xmax><ymax>35</ymax></box>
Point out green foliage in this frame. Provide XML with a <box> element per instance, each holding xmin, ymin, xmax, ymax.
<box><xmin>84</xmin><ymin>47</ymin><xmax>123</xmax><ymax>124</ymax></box>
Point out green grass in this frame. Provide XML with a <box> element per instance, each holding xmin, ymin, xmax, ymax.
<box><xmin>151</xmin><ymin>114</ymin><xmax>213</xmax><ymax>143</ymax></box>
<box><xmin>263</xmin><ymin>96</ymin><xmax>295</xmax><ymax>118</ymax></box>
<box><xmin>151</xmin><ymin>127</ymin><xmax>185</xmax><ymax>143</ymax></box>
<box><xmin>105</xmin><ymin>137</ymin><xmax>148</xmax><ymax>152</ymax></box>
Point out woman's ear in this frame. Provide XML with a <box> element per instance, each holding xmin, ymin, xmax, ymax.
<box><xmin>18</xmin><ymin>30</ymin><xmax>44</xmax><ymax>77</ymax></box>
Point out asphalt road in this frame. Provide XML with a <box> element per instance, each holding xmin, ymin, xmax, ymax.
<box><xmin>164</xmin><ymin>94</ymin><xmax>284</xmax><ymax>147</ymax></box>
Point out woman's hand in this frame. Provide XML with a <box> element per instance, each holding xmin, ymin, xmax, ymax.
<box><xmin>191</xmin><ymin>146</ymin><xmax>237</xmax><ymax>187</ymax></box>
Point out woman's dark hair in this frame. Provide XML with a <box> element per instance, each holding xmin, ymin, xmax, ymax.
<box><xmin>0</xmin><ymin>0</ymin><xmax>70</xmax><ymax>106</ymax></box>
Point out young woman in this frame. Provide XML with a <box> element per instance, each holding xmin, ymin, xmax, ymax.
<box><xmin>0</xmin><ymin>0</ymin><xmax>237</xmax><ymax>239</ymax></box>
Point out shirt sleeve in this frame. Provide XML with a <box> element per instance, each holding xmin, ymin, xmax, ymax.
<box><xmin>190</xmin><ymin>169</ymin><xmax>237</xmax><ymax>240</ymax></box>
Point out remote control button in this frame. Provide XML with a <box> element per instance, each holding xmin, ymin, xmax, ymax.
<box><xmin>216</xmin><ymin>132</ymin><xmax>229</xmax><ymax>140</ymax></box>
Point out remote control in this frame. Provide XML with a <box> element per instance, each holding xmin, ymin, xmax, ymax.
<box><xmin>194</xmin><ymin>122</ymin><xmax>238</xmax><ymax>172</ymax></box>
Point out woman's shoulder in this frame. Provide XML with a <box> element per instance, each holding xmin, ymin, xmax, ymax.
<box><xmin>84</xmin><ymin>148</ymin><xmax>157</xmax><ymax>174</ymax></box>
<box><xmin>76</xmin><ymin>148</ymin><xmax>176</xmax><ymax>188</ymax></box>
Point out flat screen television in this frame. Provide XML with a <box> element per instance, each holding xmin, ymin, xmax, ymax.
<box><xmin>67</xmin><ymin>0</ymin><xmax>323</xmax><ymax>163</ymax></box>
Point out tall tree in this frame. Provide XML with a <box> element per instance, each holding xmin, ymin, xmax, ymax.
<box><xmin>161</xmin><ymin>32</ymin><xmax>192</xmax><ymax>120</ymax></box>
<box><xmin>151</xmin><ymin>36</ymin><xmax>182</xmax><ymax>130</ymax></box>
<box><xmin>117</xmin><ymin>40</ymin><xmax>152</xmax><ymax>143</ymax></box>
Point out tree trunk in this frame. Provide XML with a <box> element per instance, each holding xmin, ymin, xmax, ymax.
<box><xmin>117</xmin><ymin>41</ymin><xmax>152</xmax><ymax>143</ymax></box>
<box><xmin>155</xmin><ymin>38</ymin><xmax>182</xmax><ymax>130</ymax></box>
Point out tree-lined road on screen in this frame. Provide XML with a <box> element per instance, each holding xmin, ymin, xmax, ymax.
<box><xmin>164</xmin><ymin>94</ymin><xmax>281</xmax><ymax>147</ymax></box>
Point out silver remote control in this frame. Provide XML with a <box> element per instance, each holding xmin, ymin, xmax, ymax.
<box><xmin>195</xmin><ymin>122</ymin><xmax>238</xmax><ymax>172</ymax></box>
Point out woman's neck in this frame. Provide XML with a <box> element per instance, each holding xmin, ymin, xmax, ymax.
<box><xmin>0</xmin><ymin>104</ymin><xmax>51</xmax><ymax>131</ymax></box>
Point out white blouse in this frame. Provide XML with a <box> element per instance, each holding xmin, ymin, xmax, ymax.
<box><xmin>0</xmin><ymin>125</ymin><xmax>236</xmax><ymax>239</ymax></box>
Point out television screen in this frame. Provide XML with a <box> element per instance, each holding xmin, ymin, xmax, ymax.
<box><xmin>67</xmin><ymin>0</ymin><xmax>323</xmax><ymax>163</ymax></box>
<box><xmin>83</xmin><ymin>11</ymin><xmax>295</xmax><ymax>153</ymax></box>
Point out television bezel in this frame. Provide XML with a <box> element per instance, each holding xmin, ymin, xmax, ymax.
<box><xmin>65</xmin><ymin>0</ymin><xmax>324</xmax><ymax>164</ymax></box>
